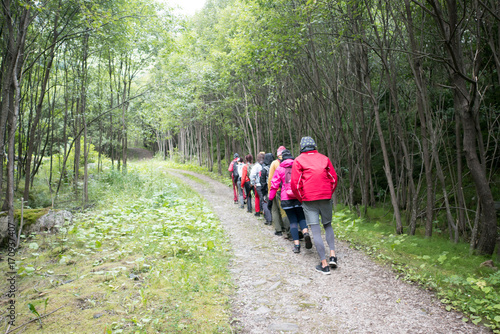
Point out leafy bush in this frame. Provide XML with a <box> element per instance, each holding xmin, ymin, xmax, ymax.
<box><xmin>8</xmin><ymin>160</ymin><xmax>232</xmax><ymax>333</ymax></box>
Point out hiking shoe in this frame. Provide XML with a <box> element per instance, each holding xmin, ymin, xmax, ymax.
<box><xmin>315</xmin><ymin>264</ymin><xmax>331</xmax><ymax>275</ymax></box>
<box><xmin>293</xmin><ymin>245</ymin><xmax>301</xmax><ymax>253</ymax></box>
<box><xmin>239</xmin><ymin>205</ymin><xmax>244</xmax><ymax>209</ymax></box>
<box><xmin>274</xmin><ymin>231</ymin><xmax>283</xmax><ymax>236</ymax></box>
<box><xmin>329</xmin><ymin>256</ymin><xmax>338</xmax><ymax>268</ymax></box>
<box><xmin>298</xmin><ymin>231</ymin><xmax>304</xmax><ymax>240</ymax></box>
<box><xmin>234</xmin><ymin>200</ymin><xmax>238</xmax><ymax>204</ymax></box>
<box><xmin>303</xmin><ymin>233</ymin><xmax>312</xmax><ymax>249</ymax></box>
<box><xmin>254</xmin><ymin>212</ymin><xmax>261</xmax><ymax>217</ymax></box>
<box><xmin>265</xmin><ymin>221</ymin><xmax>272</xmax><ymax>225</ymax></box>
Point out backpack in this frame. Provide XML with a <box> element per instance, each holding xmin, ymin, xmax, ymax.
<box><xmin>282</xmin><ymin>166</ymin><xmax>295</xmax><ymax>198</ymax></box>
<box><xmin>260</xmin><ymin>165</ymin><xmax>270</xmax><ymax>193</ymax></box>
<box><xmin>232</xmin><ymin>163</ymin><xmax>240</xmax><ymax>180</ymax></box>
<box><xmin>247</xmin><ymin>163</ymin><xmax>254</xmax><ymax>181</ymax></box>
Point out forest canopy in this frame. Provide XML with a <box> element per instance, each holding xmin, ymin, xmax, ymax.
<box><xmin>0</xmin><ymin>0</ymin><xmax>499</xmax><ymax>255</ymax></box>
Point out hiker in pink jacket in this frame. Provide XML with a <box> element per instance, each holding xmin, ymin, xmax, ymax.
<box><xmin>291</xmin><ymin>136</ymin><xmax>338</xmax><ymax>275</ymax></box>
<box><xmin>268</xmin><ymin>149</ymin><xmax>312</xmax><ymax>254</ymax></box>
<box><xmin>228</xmin><ymin>153</ymin><xmax>240</xmax><ymax>204</ymax></box>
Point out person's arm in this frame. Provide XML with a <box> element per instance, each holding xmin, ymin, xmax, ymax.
<box><xmin>291</xmin><ymin>159</ymin><xmax>303</xmax><ymax>202</ymax></box>
<box><xmin>268</xmin><ymin>161</ymin><xmax>278</xmax><ymax>191</ymax></box>
<box><xmin>249</xmin><ymin>164</ymin><xmax>259</xmax><ymax>185</ymax></box>
<box><xmin>268</xmin><ymin>168</ymin><xmax>281</xmax><ymax>202</ymax></box>
<box><xmin>241</xmin><ymin>165</ymin><xmax>248</xmax><ymax>188</ymax></box>
<box><xmin>327</xmin><ymin>158</ymin><xmax>338</xmax><ymax>193</ymax></box>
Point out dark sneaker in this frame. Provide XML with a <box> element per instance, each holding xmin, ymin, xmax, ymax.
<box><xmin>315</xmin><ymin>264</ymin><xmax>331</xmax><ymax>275</ymax></box>
<box><xmin>298</xmin><ymin>231</ymin><xmax>304</xmax><ymax>240</ymax></box>
<box><xmin>329</xmin><ymin>256</ymin><xmax>338</xmax><ymax>268</ymax></box>
<box><xmin>274</xmin><ymin>231</ymin><xmax>283</xmax><ymax>236</ymax></box>
<box><xmin>304</xmin><ymin>233</ymin><xmax>312</xmax><ymax>249</ymax></box>
<box><xmin>239</xmin><ymin>205</ymin><xmax>244</xmax><ymax>209</ymax></box>
<box><xmin>254</xmin><ymin>212</ymin><xmax>261</xmax><ymax>217</ymax></box>
<box><xmin>293</xmin><ymin>245</ymin><xmax>301</xmax><ymax>253</ymax></box>
<box><xmin>265</xmin><ymin>221</ymin><xmax>272</xmax><ymax>225</ymax></box>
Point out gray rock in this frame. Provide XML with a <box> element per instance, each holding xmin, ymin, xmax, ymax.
<box><xmin>268</xmin><ymin>323</ymin><xmax>299</xmax><ymax>332</ymax></box>
<box><xmin>29</xmin><ymin>210</ymin><xmax>72</xmax><ymax>233</ymax></box>
<box><xmin>254</xmin><ymin>306</ymin><xmax>271</xmax><ymax>315</ymax></box>
<box><xmin>252</xmin><ymin>279</ymin><xmax>267</xmax><ymax>286</ymax></box>
<box><xmin>0</xmin><ymin>215</ymin><xmax>13</xmax><ymax>246</ymax></box>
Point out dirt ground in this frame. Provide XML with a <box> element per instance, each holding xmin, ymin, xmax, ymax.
<box><xmin>168</xmin><ymin>169</ymin><xmax>490</xmax><ymax>334</ymax></box>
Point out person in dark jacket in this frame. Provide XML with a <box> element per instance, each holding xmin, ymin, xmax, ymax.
<box><xmin>240</xmin><ymin>154</ymin><xmax>254</xmax><ymax>213</ymax></box>
<box><xmin>259</xmin><ymin>152</ymin><xmax>274</xmax><ymax>224</ymax></box>
<box><xmin>291</xmin><ymin>137</ymin><xmax>338</xmax><ymax>275</ymax></box>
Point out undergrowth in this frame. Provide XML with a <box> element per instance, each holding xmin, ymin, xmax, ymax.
<box><xmin>2</xmin><ymin>160</ymin><xmax>233</xmax><ymax>333</ymax></box>
<box><xmin>333</xmin><ymin>208</ymin><xmax>500</xmax><ymax>332</ymax></box>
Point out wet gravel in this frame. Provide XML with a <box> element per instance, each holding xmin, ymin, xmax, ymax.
<box><xmin>169</xmin><ymin>169</ymin><xmax>490</xmax><ymax>334</ymax></box>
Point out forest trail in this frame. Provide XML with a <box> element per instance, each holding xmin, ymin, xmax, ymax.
<box><xmin>168</xmin><ymin>169</ymin><xmax>489</xmax><ymax>334</ymax></box>
<box><xmin>127</xmin><ymin>147</ymin><xmax>154</xmax><ymax>160</ymax></box>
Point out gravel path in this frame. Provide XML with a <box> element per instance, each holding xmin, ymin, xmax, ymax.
<box><xmin>168</xmin><ymin>169</ymin><xmax>489</xmax><ymax>334</ymax></box>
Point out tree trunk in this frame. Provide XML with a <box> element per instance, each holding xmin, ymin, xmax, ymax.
<box><xmin>23</xmin><ymin>10</ymin><xmax>59</xmax><ymax>204</ymax></box>
<box><xmin>428</xmin><ymin>0</ymin><xmax>497</xmax><ymax>254</ymax></box>
<box><xmin>403</xmin><ymin>0</ymin><xmax>434</xmax><ymax>236</ymax></box>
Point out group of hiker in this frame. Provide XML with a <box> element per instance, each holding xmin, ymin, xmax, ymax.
<box><xmin>227</xmin><ymin>137</ymin><xmax>339</xmax><ymax>275</ymax></box>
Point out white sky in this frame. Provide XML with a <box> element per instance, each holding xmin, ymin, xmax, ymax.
<box><xmin>161</xmin><ymin>0</ymin><xmax>207</xmax><ymax>16</ymax></box>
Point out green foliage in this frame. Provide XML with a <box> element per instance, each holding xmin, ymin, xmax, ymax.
<box><xmin>334</xmin><ymin>208</ymin><xmax>499</xmax><ymax>331</ymax></box>
<box><xmin>3</xmin><ymin>160</ymin><xmax>232</xmax><ymax>332</ymax></box>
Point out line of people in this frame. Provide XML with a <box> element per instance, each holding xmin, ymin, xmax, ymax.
<box><xmin>228</xmin><ymin>137</ymin><xmax>339</xmax><ymax>275</ymax></box>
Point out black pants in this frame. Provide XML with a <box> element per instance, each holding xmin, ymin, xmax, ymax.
<box><xmin>243</xmin><ymin>181</ymin><xmax>253</xmax><ymax>212</ymax></box>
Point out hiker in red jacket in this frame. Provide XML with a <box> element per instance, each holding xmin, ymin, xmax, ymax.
<box><xmin>228</xmin><ymin>153</ymin><xmax>240</xmax><ymax>204</ymax></box>
<box><xmin>291</xmin><ymin>136</ymin><xmax>338</xmax><ymax>275</ymax></box>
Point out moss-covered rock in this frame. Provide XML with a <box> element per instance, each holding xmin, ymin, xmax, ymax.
<box><xmin>0</xmin><ymin>208</ymin><xmax>50</xmax><ymax>226</ymax></box>
<box><xmin>0</xmin><ymin>208</ymin><xmax>71</xmax><ymax>246</ymax></box>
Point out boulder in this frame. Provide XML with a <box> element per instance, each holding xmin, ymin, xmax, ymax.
<box><xmin>480</xmin><ymin>260</ymin><xmax>498</xmax><ymax>271</ymax></box>
<box><xmin>0</xmin><ymin>209</ymin><xmax>73</xmax><ymax>246</ymax></box>
<box><xmin>28</xmin><ymin>210</ymin><xmax>73</xmax><ymax>233</ymax></box>
<box><xmin>0</xmin><ymin>215</ymin><xmax>10</xmax><ymax>246</ymax></box>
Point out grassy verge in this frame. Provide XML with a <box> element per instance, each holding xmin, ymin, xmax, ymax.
<box><xmin>332</xmin><ymin>207</ymin><xmax>500</xmax><ymax>332</ymax></box>
<box><xmin>162</xmin><ymin>161</ymin><xmax>232</xmax><ymax>188</ymax></box>
<box><xmin>2</xmin><ymin>160</ymin><xmax>233</xmax><ymax>333</ymax></box>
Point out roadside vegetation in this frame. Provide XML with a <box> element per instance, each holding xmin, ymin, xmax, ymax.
<box><xmin>2</xmin><ymin>159</ymin><xmax>233</xmax><ymax>333</ymax></box>
<box><xmin>332</xmin><ymin>207</ymin><xmax>500</xmax><ymax>332</ymax></box>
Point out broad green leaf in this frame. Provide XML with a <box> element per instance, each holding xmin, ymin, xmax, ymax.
<box><xmin>28</xmin><ymin>303</ymin><xmax>40</xmax><ymax>317</ymax></box>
